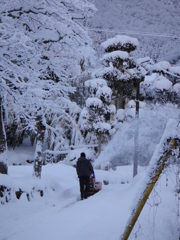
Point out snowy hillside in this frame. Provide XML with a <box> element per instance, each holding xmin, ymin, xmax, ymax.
<box><xmin>88</xmin><ymin>0</ymin><xmax>180</xmax><ymax>64</ymax></box>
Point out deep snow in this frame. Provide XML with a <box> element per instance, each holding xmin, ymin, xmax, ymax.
<box><xmin>0</xmin><ymin>1</ymin><xmax>180</xmax><ymax>239</ymax></box>
<box><xmin>0</xmin><ymin>156</ymin><xmax>179</xmax><ymax>240</ymax></box>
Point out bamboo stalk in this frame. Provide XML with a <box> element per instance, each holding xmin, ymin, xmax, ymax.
<box><xmin>120</xmin><ymin>139</ymin><xmax>176</xmax><ymax>240</ymax></box>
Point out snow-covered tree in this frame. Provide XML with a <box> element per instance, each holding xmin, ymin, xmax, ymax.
<box><xmin>95</xmin><ymin>103</ymin><xmax>180</xmax><ymax>169</ymax></box>
<box><xmin>96</xmin><ymin>35</ymin><xmax>140</xmax><ymax>109</ymax></box>
<box><xmin>0</xmin><ymin>0</ymin><xmax>96</xmax><ymax>175</ymax></box>
<box><xmin>140</xmin><ymin>61</ymin><xmax>180</xmax><ymax>105</ymax></box>
<box><xmin>0</xmin><ymin>87</ymin><xmax>8</xmax><ymax>174</ymax></box>
<box><xmin>79</xmin><ymin>78</ymin><xmax>116</xmax><ymax>154</ymax></box>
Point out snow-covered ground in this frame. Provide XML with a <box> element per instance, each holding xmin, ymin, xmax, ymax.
<box><xmin>0</xmin><ymin>161</ymin><xmax>179</xmax><ymax>240</ymax></box>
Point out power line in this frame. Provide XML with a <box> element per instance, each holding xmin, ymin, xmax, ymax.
<box><xmin>87</xmin><ymin>27</ymin><xmax>180</xmax><ymax>40</ymax></box>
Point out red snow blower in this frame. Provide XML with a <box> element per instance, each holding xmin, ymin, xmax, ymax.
<box><xmin>88</xmin><ymin>173</ymin><xmax>102</xmax><ymax>196</ymax></box>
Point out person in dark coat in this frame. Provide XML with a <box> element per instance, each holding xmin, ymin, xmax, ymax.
<box><xmin>76</xmin><ymin>152</ymin><xmax>94</xmax><ymax>200</ymax></box>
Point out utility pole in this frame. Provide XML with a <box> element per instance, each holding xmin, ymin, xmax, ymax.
<box><xmin>133</xmin><ymin>79</ymin><xmax>140</xmax><ymax>177</ymax></box>
<box><xmin>122</xmin><ymin>67</ymin><xmax>140</xmax><ymax>177</ymax></box>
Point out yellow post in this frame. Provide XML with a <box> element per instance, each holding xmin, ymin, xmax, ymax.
<box><xmin>120</xmin><ymin>139</ymin><xmax>176</xmax><ymax>240</ymax></box>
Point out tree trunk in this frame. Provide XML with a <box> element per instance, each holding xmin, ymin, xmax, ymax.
<box><xmin>33</xmin><ymin>113</ymin><xmax>45</xmax><ymax>178</ymax></box>
<box><xmin>98</xmin><ymin>132</ymin><xmax>102</xmax><ymax>155</ymax></box>
<box><xmin>116</xmin><ymin>93</ymin><xmax>123</xmax><ymax>109</ymax></box>
<box><xmin>0</xmin><ymin>97</ymin><xmax>8</xmax><ymax>174</ymax></box>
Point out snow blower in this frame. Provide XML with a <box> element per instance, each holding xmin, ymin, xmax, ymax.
<box><xmin>88</xmin><ymin>173</ymin><xmax>102</xmax><ymax>196</ymax></box>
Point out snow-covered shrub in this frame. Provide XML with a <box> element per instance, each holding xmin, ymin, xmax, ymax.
<box><xmin>94</xmin><ymin>104</ymin><xmax>180</xmax><ymax>169</ymax></box>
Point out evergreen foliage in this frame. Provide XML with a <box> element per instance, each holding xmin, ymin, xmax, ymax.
<box><xmin>95</xmin><ymin>35</ymin><xmax>142</xmax><ymax>109</ymax></box>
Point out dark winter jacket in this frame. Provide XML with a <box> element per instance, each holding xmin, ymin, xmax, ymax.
<box><xmin>76</xmin><ymin>157</ymin><xmax>94</xmax><ymax>177</ymax></box>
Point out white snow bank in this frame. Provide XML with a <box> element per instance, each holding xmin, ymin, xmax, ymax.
<box><xmin>1</xmin><ymin>159</ymin><xmax>179</xmax><ymax>240</ymax></box>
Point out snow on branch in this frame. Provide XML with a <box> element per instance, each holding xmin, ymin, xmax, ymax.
<box><xmin>85</xmin><ymin>78</ymin><xmax>107</xmax><ymax>89</ymax></box>
<box><xmin>153</xmin><ymin>76</ymin><xmax>172</xmax><ymax>91</ymax></box>
<box><xmin>152</xmin><ymin>61</ymin><xmax>171</xmax><ymax>72</ymax></box>
<box><xmin>96</xmin><ymin>86</ymin><xmax>112</xmax><ymax>104</ymax></box>
<box><xmin>141</xmin><ymin>74</ymin><xmax>172</xmax><ymax>91</ymax></box>
<box><xmin>170</xmin><ymin>66</ymin><xmax>180</xmax><ymax>76</ymax></box>
<box><xmin>102</xmin><ymin>51</ymin><xmax>129</xmax><ymax>63</ymax></box>
<box><xmin>101</xmin><ymin>35</ymin><xmax>139</xmax><ymax>53</ymax></box>
<box><xmin>93</xmin><ymin>122</ymin><xmax>111</xmax><ymax>133</ymax></box>
<box><xmin>173</xmin><ymin>83</ymin><xmax>180</xmax><ymax>93</ymax></box>
<box><xmin>86</xmin><ymin>97</ymin><xmax>103</xmax><ymax>109</ymax></box>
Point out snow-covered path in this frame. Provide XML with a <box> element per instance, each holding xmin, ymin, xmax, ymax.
<box><xmin>0</xmin><ymin>174</ymin><xmax>134</xmax><ymax>240</ymax></box>
<box><xmin>0</xmin><ymin>163</ymin><xmax>179</xmax><ymax>240</ymax></box>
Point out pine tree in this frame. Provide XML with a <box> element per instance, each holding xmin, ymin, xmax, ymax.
<box><xmin>79</xmin><ymin>78</ymin><xmax>115</xmax><ymax>154</ymax></box>
<box><xmin>99</xmin><ymin>35</ymin><xmax>139</xmax><ymax>109</ymax></box>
